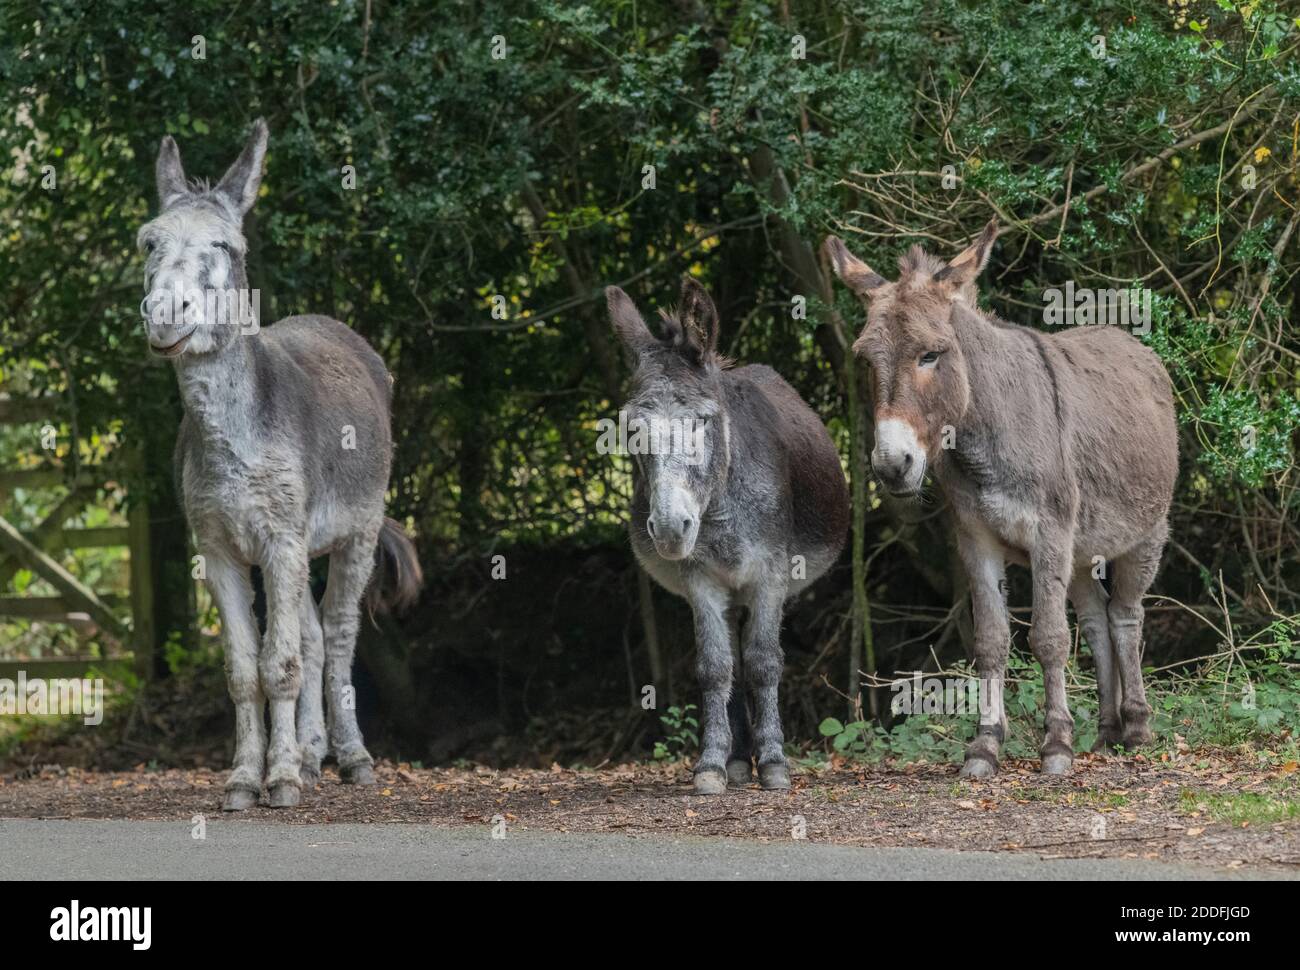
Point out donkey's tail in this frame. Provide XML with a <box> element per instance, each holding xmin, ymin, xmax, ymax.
<box><xmin>365</xmin><ymin>516</ymin><xmax>423</xmax><ymax>615</ymax></box>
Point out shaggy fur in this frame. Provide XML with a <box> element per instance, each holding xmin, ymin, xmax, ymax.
<box><xmin>138</xmin><ymin>120</ymin><xmax>421</xmax><ymax>809</ymax></box>
<box><xmin>826</xmin><ymin>222</ymin><xmax>1177</xmax><ymax>776</ymax></box>
<box><xmin>608</xmin><ymin>278</ymin><xmax>849</xmax><ymax>793</ymax></box>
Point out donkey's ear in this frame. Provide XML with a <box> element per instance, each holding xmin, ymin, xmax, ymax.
<box><xmin>215</xmin><ymin>118</ymin><xmax>269</xmax><ymax>216</ymax></box>
<box><xmin>823</xmin><ymin>236</ymin><xmax>887</xmax><ymax>295</ymax></box>
<box><xmin>678</xmin><ymin>276</ymin><xmax>719</xmax><ymax>362</ymax></box>
<box><xmin>606</xmin><ymin>286</ymin><xmax>656</xmax><ymax>360</ymax></box>
<box><xmin>156</xmin><ymin>135</ymin><xmax>189</xmax><ymax>208</ymax></box>
<box><xmin>936</xmin><ymin>219</ymin><xmax>998</xmax><ymax>289</ymax></box>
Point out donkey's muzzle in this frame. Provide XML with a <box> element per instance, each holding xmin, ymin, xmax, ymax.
<box><xmin>871</xmin><ymin>416</ymin><xmax>925</xmax><ymax>496</ymax></box>
<box><xmin>873</xmin><ymin>450</ymin><xmax>919</xmax><ymax>493</ymax></box>
<box><xmin>647</xmin><ymin>511</ymin><xmax>698</xmax><ymax>560</ymax></box>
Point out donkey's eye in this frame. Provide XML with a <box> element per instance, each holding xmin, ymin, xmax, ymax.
<box><xmin>212</xmin><ymin>241</ymin><xmax>230</xmax><ymax>252</ymax></box>
<box><xmin>144</xmin><ymin>240</ymin><xmax>156</xmax><ymax>254</ymax></box>
<box><xmin>919</xmin><ymin>351</ymin><xmax>942</xmax><ymax>368</ymax></box>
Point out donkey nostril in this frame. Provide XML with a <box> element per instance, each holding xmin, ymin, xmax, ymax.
<box><xmin>903</xmin><ymin>453</ymin><xmax>914</xmax><ymax>469</ymax></box>
<box><xmin>681</xmin><ymin>518</ymin><xmax>693</xmax><ymax>533</ymax></box>
<box><xmin>646</xmin><ymin>518</ymin><xmax>657</xmax><ymax>538</ymax></box>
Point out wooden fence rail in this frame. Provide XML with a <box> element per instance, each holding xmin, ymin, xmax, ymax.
<box><xmin>0</xmin><ymin>393</ymin><xmax>155</xmax><ymax>678</ymax></box>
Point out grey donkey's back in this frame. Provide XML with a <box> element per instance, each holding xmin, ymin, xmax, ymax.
<box><xmin>719</xmin><ymin>363</ymin><xmax>849</xmax><ymax>585</ymax></box>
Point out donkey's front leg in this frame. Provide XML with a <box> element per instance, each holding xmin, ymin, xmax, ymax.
<box><xmin>687</xmin><ymin>579</ymin><xmax>733</xmax><ymax>795</ymax></box>
<box><xmin>260</xmin><ymin>536</ymin><xmax>309</xmax><ymax>807</ymax></box>
<box><xmin>725</xmin><ymin>607</ymin><xmax>754</xmax><ymax>787</ymax></box>
<box><xmin>205</xmin><ymin>552</ymin><xmax>265</xmax><ymax>811</ymax></box>
<box><xmin>957</xmin><ymin>530</ymin><xmax>1010</xmax><ymax>778</ymax></box>
<box><xmin>1030</xmin><ymin>539</ymin><xmax>1075</xmax><ymax>775</ymax></box>
<box><xmin>322</xmin><ymin>533</ymin><xmax>378</xmax><ymax>784</ymax></box>
<box><xmin>743</xmin><ymin>584</ymin><xmax>790</xmax><ymax>790</ymax></box>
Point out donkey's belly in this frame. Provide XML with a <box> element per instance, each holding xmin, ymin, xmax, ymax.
<box><xmin>787</xmin><ymin>542</ymin><xmax>840</xmax><ymax>595</ymax></box>
<box><xmin>306</xmin><ymin>492</ymin><xmax>377</xmax><ymax>559</ymax></box>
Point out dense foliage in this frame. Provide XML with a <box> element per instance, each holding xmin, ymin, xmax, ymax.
<box><xmin>2</xmin><ymin>0</ymin><xmax>1297</xmax><ymax>761</ymax></box>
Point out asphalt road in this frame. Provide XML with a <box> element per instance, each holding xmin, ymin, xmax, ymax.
<box><xmin>0</xmin><ymin>819</ymin><xmax>1290</xmax><ymax>880</ymax></box>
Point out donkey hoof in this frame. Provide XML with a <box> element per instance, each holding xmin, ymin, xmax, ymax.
<box><xmin>300</xmin><ymin>762</ymin><xmax>321</xmax><ymax>788</ymax></box>
<box><xmin>341</xmin><ymin>762</ymin><xmax>375</xmax><ymax>786</ymax></box>
<box><xmin>692</xmin><ymin>768</ymin><xmax>728</xmax><ymax>795</ymax></box>
<box><xmin>959</xmin><ymin>757</ymin><xmax>997</xmax><ymax>779</ymax></box>
<box><xmin>1092</xmin><ymin>732</ymin><xmax>1123</xmax><ymax>754</ymax></box>
<box><xmin>269</xmin><ymin>782</ymin><xmax>301</xmax><ymax>808</ymax></box>
<box><xmin>1121</xmin><ymin>726</ymin><xmax>1153</xmax><ymax>749</ymax></box>
<box><xmin>726</xmin><ymin>759</ymin><xmax>754</xmax><ymax>787</ymax></box>
<box><xmin>758</xmin><ymin>764</ymin><xmax>791</xmax><ymax>791</ymax></box>
<box><xmin>1040</xmin><ymin>752</ymin><xmax>1074</xmax><ymax>775</ymax></box>
<box><xmin>222</xmin><ymin>788</ymin><xmax>259</xmax><ymax>812</ymax></box>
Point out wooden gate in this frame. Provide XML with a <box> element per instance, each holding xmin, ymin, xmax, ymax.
<box><xmin>0</xmin><ymin>393</ymin><xmax>153</xmax><ymax>681</ymax></box>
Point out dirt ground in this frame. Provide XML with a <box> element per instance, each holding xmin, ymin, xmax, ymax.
<box><xmin>2</xmin><ymin>750</ymin><xmax>1298</xmax><ymax>872</ymax></box>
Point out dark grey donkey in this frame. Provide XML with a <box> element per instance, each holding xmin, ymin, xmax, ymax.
<box><xmin>825</xmin><ymin>222</ymin><xmax>1177</xmax><ymax>777</ymax></box>
<box><xmin>137</xmin><ymin>120</ymin><xmax>421</xmax><ymax>810</ymax></box>
<box><xmin>606</xmin><ymin>279</ymin><xmax>849</xmax><ymax>794</ymax></box>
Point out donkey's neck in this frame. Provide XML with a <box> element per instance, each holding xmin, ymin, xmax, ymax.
<box><xmin>941</xmin><ymin>306</ymin><xmax>1025</xmax><ymax>487</ymax></box>
<box><xmin>173</xmin><ymin>338</ymin><xmax>264</xmax><ymax>458</ymax></box>
<box><xmin>705</xmin><ymin>382</ymin><xmax>735</xmax><ymax>519</ymax></box>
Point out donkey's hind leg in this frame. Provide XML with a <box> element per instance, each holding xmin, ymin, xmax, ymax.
<box><xmin>1108</xmin><ymin>524</ymin><xmax>1165</xmax><ymax>750</ymax></box>
<box><xmin>297</xmin><ymin>587</ymin><xmax>327</xmax><ymax>787</ymax></box>
<box><xmin>725</xmin><ymin>607</ymin><xmax>754</xmax><ymax>787</ymax></box>
<box><xmin>322</xmin><ymin>531</ymin><xmax>379</xmax><ymax>785</ymax></box>
<box><xmin>743</xmin><ymin>585</ymin><xmax>790</xmax><ymax>790</ymax></box>
<box><xmin>1069</xmin><ymin>573</ymin><xmax>1122</xmax><ymax>751</ymax></box>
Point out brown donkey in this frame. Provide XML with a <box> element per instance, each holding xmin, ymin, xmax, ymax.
<box><xmin>825</xmin><ymin>222</ymin><xmax>1177</xmax><ymax>776</ymax></box>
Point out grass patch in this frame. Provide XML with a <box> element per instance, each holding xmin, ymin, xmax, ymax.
<box><xmin>812</xmin><ymin>627</ymin><xmax>1300</xmax><ymax>768</ymax></box>
<box><xmin>1179</xmin><ymin>789</ymin><xmax>1300</xmax><ymax>826</ymax></box>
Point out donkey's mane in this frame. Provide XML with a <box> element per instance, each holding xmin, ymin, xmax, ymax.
<box><xmin>169</xmin><ymin>177</ymin><xmax>244</xmax><ymax>221</ymax></box>
<box><xmin>898</xmin><ymin>244</ymin><xmax>947</xmax><ymax>279</ymax></box>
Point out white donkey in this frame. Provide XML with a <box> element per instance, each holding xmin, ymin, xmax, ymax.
<box><xmin>137</xmin><ymin>119</ymin><xmax>421</xmax><ymax>809</ymax></box>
